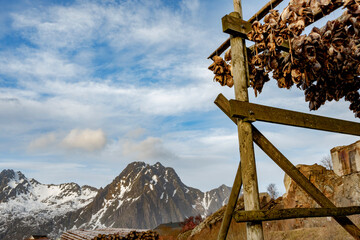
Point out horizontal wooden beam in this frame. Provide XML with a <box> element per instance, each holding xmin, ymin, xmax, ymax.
<box><xmin>234</xmin><ymin>207</ymin><xmax>360</xmax><ymax>222</ymax></box>
<box><xmin>229</xmin><ymin>100</ymin><xmax>360</xmax><ymax>136</ymax></box>
<box><xmin>208</xmin><ymin>0</ymin><xmax>284</xmax><ymax>59</ymax></box>
<box><xmin>249</xmin><ymin>0</ymin><xmax>284</xmax><ymax>23</ymax></box>
<box><xmin>208</xmin><ymin>39</ymin><xmax>231</xmax><ymax>60</ymax></box>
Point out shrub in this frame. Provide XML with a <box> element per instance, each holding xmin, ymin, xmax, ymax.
<box><xmin>180</xmin><ymin>215</ymin><xmax>203</xmax><ymax>232</ymax></box>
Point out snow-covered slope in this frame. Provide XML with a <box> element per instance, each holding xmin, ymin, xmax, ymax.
<box><xmin>0</xmin><ymin>163</ymin><xmax>231</xmax><ymax>239</ymax></box>
<box><xmin>70</xmin><ymin>162</ymin><xmax>231</xmax><ymax>230</ymax></box>
<box><xmin>0</xmin><ymin>169</ymin><xmax>97</xmax><ymax>240</ymax></box>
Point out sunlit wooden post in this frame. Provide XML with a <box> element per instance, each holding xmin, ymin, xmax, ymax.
<box><xmin>231</xmin><ymin>0</ymin><xmax>264</xmax><ymax>239</ymax></box>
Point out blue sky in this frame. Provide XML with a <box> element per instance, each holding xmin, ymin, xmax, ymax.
<box><xmin>0</xmin><ymin>0</ymin><xmax>359</xmax><ymax>194</ymax></box>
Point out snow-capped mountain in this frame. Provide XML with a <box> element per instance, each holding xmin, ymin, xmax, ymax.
<box><xmin>0</xmin><ymin>169</ymin><xmax>98</xmax><ymax>240</ymax></box>
<box><xmin>0</xmin><ymin>162</ymin><xmax>231</xmax><ymax>239</ymax></box>
<box><xmin>69</xmin><ymin>162</ymin><xmax>231</xmax><ymax>230</ymax></box>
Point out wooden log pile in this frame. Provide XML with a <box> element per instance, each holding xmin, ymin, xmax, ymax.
<box><xmin>210</xmin><ymin>0</ymin><xmax>360</xmax><ymax>117</ymax></box>
<box><xmin>61</xmin><ymin>229</ymin><xmax>159</xmax><ymax>240</ymax></box>
<box><xmin>92</xmin><ymin>230</ymin><xmax>159</xmax><ymax>240</ymax></box>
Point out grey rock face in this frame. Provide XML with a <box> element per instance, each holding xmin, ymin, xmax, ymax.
<box><xmin>0</xmin><ymin>163</ymin><xmax>230</xmax><ymax>239</ymax></box>
<box><xmin>70</xmin><ymin>162</ymin><xmax>231</xmax><ymax>229</ymax></box>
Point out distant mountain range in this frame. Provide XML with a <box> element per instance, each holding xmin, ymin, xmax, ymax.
<box><xmin>0</xmin><ymin>162</ymin><xmax>231</xmax><ymax>240</ymax></box>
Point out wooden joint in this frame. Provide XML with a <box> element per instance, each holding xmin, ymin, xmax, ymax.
<box><xmin>222</xmin><ymin>14</ymin><xmax>252</xmax><ymax>38</ymax></box>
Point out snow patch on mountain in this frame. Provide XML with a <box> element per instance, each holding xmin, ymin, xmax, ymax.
<box><xmin>0</xmin><ymin>170</ymin><xmax>97</xmax><ymax>227</ymax></box>
<box><xmin>0</xmin><ymin>163</ymin><xmax>231</xmax><ymax>239</ymax></box>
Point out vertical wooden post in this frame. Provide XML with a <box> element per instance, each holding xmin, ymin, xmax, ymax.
<box><xmin>232</xmin><ymin>0</ymin><xmax>264</xmax><ymax>239</ymax></box>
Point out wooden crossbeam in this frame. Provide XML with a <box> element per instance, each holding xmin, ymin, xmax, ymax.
<box><xmin>222</xmin><ymin>15</ymin><xmax>290</xmax><ymax>51</ymax></box>
<box><xmin>214</xmin><ymin>93</ymin><xmax>360</xmax><ymax>239</ymax></box>
<box><xmin>234</xmin><ymin>207</ymin><xmax>360</xmax><ymax>222</ymax></box>
<box><xmin>210</xmin><ymin>0</ymin><xmax>344</xmax><ymax>58</ymax></box>
<box><xmin>222</xmin><ymin>15</ymin><xmax>252</xmax><ymax>38</ymax></box>
<box><xmin>208</xmin><ymin>0</ymin><xmax>284</xmax><ymax>59</ymax></box>
<box><xmin>229</xmin><ymin>100</ymin><xmax>360</xmax><ymax>136</ymax></box>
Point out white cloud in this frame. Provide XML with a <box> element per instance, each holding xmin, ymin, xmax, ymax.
<box><xmin>28</xmin><ymin>133</ymin><xmax>57</xmax><ymax>151</ymax></box>
<box><xmin>122</xmin><ymin>137</ymin><xmax>176</xmax><ymax>161</ymax></box>
<box><xmin>125</xmin><ymin>128</ymin><xmax>146</xmax><ymax>139</ymax></box>
<box><xmin>0</xmin><ymin>48</ymin><xmax>86</xmax><ymax>81</ymax></box>
<box><xmin>61</xmin><ymin>128</ymin><xmax>107</xmax><ymax>152</ymax></box>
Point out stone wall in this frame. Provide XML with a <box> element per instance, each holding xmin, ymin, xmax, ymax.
<box><xmin>330</xmin><ymin>140</ymin><xmax>360</xmax><ymax>176</ymax></box>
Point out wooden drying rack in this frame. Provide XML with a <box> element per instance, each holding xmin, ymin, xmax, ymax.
<box><xmin>212</xmin><ymin>1</ymin><xmax>360</xmax><ymax>240</ymax></box>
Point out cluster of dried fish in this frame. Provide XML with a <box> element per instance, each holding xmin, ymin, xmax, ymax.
<box><xmin>246</xmin><ymin>0</ymin><xmax>360</xmax><ymax>117</ymax></box>
<box><xmin>208</xmin><ymin>51</ymin><xmax>234</xmax><ymax>87</ymax></box>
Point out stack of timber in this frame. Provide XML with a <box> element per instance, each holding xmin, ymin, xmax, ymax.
<box><xmin>61</xmin><ymin>229</ymin><xmax>159</xmax><ymax>240</ymax></box>
<box><xmin>210</xmin><ymin>0</ymin><xmax>360</xmax><ymax>117</ymax></box>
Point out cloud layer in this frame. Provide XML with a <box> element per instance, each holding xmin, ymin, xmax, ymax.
<box><xmin>0</xmin><ymin>0</ymin><xmax>358</xmax><ymax>192</ymax></box>
<box><xmin>62</xmin><ymin>129</ymin><xmax>107</xmax><ymax>152</ymax></box>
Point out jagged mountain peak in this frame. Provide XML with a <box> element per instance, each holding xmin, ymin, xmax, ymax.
<box><xmin>104</xmin><ymin>162</ymin><xmax>185</xmax><ymax>201</ymax></box>
<box><xmin>0</xmin><ymin>163</ymin><xmax>231</xmax><ymax>239</ymax></box>
<box><xmin>71</xmin><ymin>162</ymin><xmax>231</xmax><ymax>230</ymax></box>
<box><xmin>112</xmin><ymin>162</ymin><xmax>174</xmax><ymax>184</ymax></box>
<box><xmin>0</xmin><ymin>169</ymin><xmax>32</xmax><ymax>203</ymax></box>
<box><xmin>0</xmin><ymin>169</ymin><xmax>26</xmax><ymax>182</ymax></box>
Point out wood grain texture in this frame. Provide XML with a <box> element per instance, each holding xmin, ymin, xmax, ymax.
<box><xmin>252</xmin><ymin>127</ymin><xmax>360</xmax><ymax>240</ymax></box>
<box><xmin>222</xmin><ymin>15</ymin><xmax>252</xmax><ymax>39</ymax></box>
<box><xmin>234</xmin><ymin>207</ymin><xmax>360</xmax><ymax>222</ymax></box>
<box><xmin>231</xmin><ymin>1</ymin><xmax>264</xmax><ymax>239</ymax></box>
<box><xmin>229</xmin><ymin>100</ymin><xmax>360</xmax><ymax>136</ymax></box>
<box><xmin>222</xmin><ymin>16</ymin><xmax>290</xmax><ymax>51</ymax></box>
<box><xmin>217</xmin><ymin>162</ymin><xmax>243</xmax><ymax>240</ymax></box>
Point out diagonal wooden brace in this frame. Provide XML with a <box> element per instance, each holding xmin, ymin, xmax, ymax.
<box><xmin>214</xmin><ymin>93</ymin><xmax>360</xmax><ymax>240</ymax></box>
<box><xmin>252</xmin><ymin>127</ymin><xmax>360</xmax><ymax>239</ymax></box>
<box><xmin>217</xmin><ymin>162</ymin><xmax>242</xmax><ymax>240</ymax></box>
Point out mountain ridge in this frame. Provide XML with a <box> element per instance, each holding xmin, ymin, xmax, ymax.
<box><xmin>0</xmin><ymin>162</ymin><xmax>231</xmax><ymax>239</ymax></box>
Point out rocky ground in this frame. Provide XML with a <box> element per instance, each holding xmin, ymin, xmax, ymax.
<box><xmin>180</xmin><ymin>164</ymin><xmax>360</xmax><ymax>240</ymax></box>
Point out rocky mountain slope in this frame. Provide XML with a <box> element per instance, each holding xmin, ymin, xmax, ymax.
<box><xmin>0</xmin><ymin>169</ymin><xmax>98</xmax><ymax>240</ymax></box>
<box><xmin>68</xmin><ymin>162</ymin><xmax>231</xmax><ymax>230</ymax></box>
<box><xmin>0</xmin><ymin>162</ymin><xmax>231</xmax><ymax>239</ymax></box>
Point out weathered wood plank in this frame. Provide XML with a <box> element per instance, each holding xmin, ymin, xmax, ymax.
<box><xmin>208</xmin><ymin>39</ymin><xmax>231</xmax><ymax>60</ymax></box>
<box><xmin>214</xmin><ymin>94</ymin><xmax>360</xmax><ymax>239</ymax></box>
<box><xmin>214</xmin><ymin>94</ymin><xmax>237</xmax><ymax>124</ymax></box>
<box><xmin>217</xmin><ymin>162</ymin><xmax>243</xmax><ymax>240</ymax></box>
<box><xmin>222</xmin><ymin>15</ymin><xmax>290</xmax><ymax>51</ymax></box>
<box><xmin>234</xmin><ymin>207</ymin><xmax>360</xmax><ymax>222</ymax></box>
<box><xmin>230</xmin><ymin>1</ymin><xmax>264</xmax><ymax>239</ymax></box>
<box><xmin>229</xmin><ymin>100</ymin><xmax>360</xmax><ymax>136</ymax></box>
<box><xmin>222</xmin><ymin>15</ymin><xmax>252</xmax><ymax>38</ymax></box>
<box><xmin>252</xmin><ymin>127</ymin><xmax>360</xmax><ymax>239</ymax></box>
